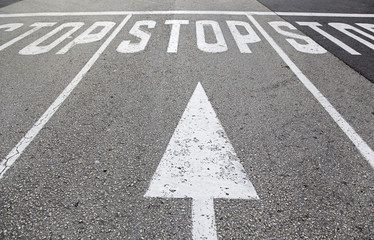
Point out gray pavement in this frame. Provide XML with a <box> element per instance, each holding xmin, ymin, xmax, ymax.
<box><xmin>0</xmin><ymin>1</ymin><xmax>373</xmax><ymax>239</ymax></box>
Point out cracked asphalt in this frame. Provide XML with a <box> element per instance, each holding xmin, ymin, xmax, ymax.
<box><xmin>0</xmin><ymin>0</ymin><xmax>373</xmax><ymax>239</ymax></box>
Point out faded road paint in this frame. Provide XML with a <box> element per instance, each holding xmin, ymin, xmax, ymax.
<box><xmin>145</xmin><ymin>82</ymin><xmax>258</xmax><ymax>240</ymax></box>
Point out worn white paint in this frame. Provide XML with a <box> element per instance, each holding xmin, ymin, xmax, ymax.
<box><xmin>57</xmin><ymin>21</ymin><xmax>116</xmax><ymax>54</ymax></box>
<box><xmin>165</xmin><ymin>20</ymin><xmax>189</xmax><ymax>53</ymax></box>
<box><xmin>196</xmin><ymin>21</ymin><xmax>227</xmax><ymax>53</ymax></box>
<box><xmin>1</xmin><ymin>11</ymin><xmax>374</xmax><ymax>18</ymax></box>
<box><xmin>0</xmin><ymin>23</ymin><xmax>23</xmax><ymax>31</ymax></box>
<box><xmin>0</xmin><ymin>15</ymin><xmax>132</xmax><ymax>179</ymax></box>
<box><xmin>248</xmin><ymin>15</ymin><xmax>374</xmax><ymax>170</ymax></box>
<box><xmin>1</xmin><ymin>18</ymin><xmax>372</xmax><ymax>55</ymax></box>
<box><xmin>275</xmin><ymin>12</ymin><xmax>374</xmax><ymax>18</ymax></box>
<box><xmin>329</xmin><ymin>22</ymin><xmax>374</xmax><ymax>50</ymax></box>
<box><xmin>0</xmin><ymin>11</ymin><xmax>273</xmax><ymax>18</ymax></box>
<box><xmin>19</xmin><ymin>22</ymin><xmax>84</xmax><ymax>55</ymax></box>
<box><xmin>192</xmin><ymin>198</ymin><xmax>217</xmax><ymax>240</ymax></box>
<box><xmin>0</xmin><ymin>22</ymin><xmax>56</xmax><ymax>51</ymax></box>
<box><xmin>116</xmin><ymin>20</ymin><xmax>155</xmax><ymax>53</ymax></box>
<box><xmin>269</xmin><ymin>21</ymin><xmax>326</xmax><ymax>54</ymax></box>
<box><xmin>145</xmin><ymin>82</ymin><xmax>258</xmax><ymax>240</ymax></box>
<box><xmin>356</xmin><ymin>23</ymin><xmax>374</xmax><ymax>33</ymax></box>
<box><xmin>296</xmin><ymin>22</ymin><xmax>361</xmax><ymax>55</ymax></box>
<box><xmin>226</xmin><ymin>21</ymin><xmax>261</xmax><ymax>53</ymax></box>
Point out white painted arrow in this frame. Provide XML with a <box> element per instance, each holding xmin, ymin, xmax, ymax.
<box><xmin>145</xmin><ymin>82</ymin><xmax>259</xmax><ymax>239</ymax></box>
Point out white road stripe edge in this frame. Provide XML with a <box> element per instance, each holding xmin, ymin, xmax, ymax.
<box><xmin>0</xmin><ymin>11</ymin><xmax>373</xmax><ymax>18</ymax></box>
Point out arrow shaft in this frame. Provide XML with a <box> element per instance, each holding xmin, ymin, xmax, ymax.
<box><xmin>192</xmin><ymin>198</ymin><xmax>217</xmax><ymax>240</ymax></box>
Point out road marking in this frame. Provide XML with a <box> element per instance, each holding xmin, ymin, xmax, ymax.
<box><xmin>296</xmin><ymin>22</ymin><xmax>361</xmax><ymax>55</ymax></box>
<box><xmin>268</xmin><ymin>21</ymin><xmax>327</xmax><ymax>54</ymax></box>
<box><xmin>57</xmin><ymin>21</ymin><xmax>116</xmax><ymax>54</ymax></box>
<box><xmin>196</xmin><ymin>20</ymin><xmax>228</xmax><ymax>53</ymax></box>
<box><xmin>19</xmin><ymin>22</ymin><xmax>84</xmax><ymax>55</ymax></box>
<box><xmin>165</xmin><ymin>20</ymin><xmax>189</xmax><ymax>53</ymax></box>
<box><xmin>0</xmin><ymin>22</ymin><xmax>56</xmax><ymax>51</ymax></box>
<box><xmin>0</xmin><ymin>11</ymin><xmax>373</xmax><ymax>18</ymax></box>
<box><xmin>227</xmin><ymin>20</ymin><xmax>261</xmax><ymax>53</ymax></box>
<box><xmin>328</xmin><ymin>22</ymin><xmax>374</xmax><ymax>50</ymax></box>
<box><xmin>356</xmin><ymin>23</ymin><xmax>374</xmax><ymax>33</ymax></box>
<box><xmin>0</xmin><ymin>19</ymin><xmax>370</xmax><ymax>55</ymax></box>
<box><xmin>247</xmin><ymin>15</ymin><xmax>374</xmax><ymax>170</ymax></box>
<box><xmin>0</xmin><ymin>23</ymin><xmax>23</xmax><ymax>31</ymax></box>
<box><xmin>0</xmin><ymin>11</ymin><xmax>273</xmax><ymax>18</ymax></box>
<box><xmin>275</xmin><ymin>12</ymin><xmax>374</xmax><ymax>18</ymax></box>
<box><xmin>145</xmin><ymin>82</ymin><xmax>259</xmax><ymax>240</ymax></box>
<box><xmin>116</xmin><ymin>19</ymin><xmax>263</xmax><ymax>54</ymax></box>
<box><xmin>117</xmin><ymin>20</ymin><xmax>156</xmax><ymax>53</ymax></box>
<box><xmin>0</xmin><ymin>14</ymin><xmax>132</xmax><ymax>179</ymax></box>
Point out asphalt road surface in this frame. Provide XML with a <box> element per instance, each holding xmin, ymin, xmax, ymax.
<box><xmin>0</xmin><ymin>0</ymin><xmax>373</xmax><ymax>239</ymax></box>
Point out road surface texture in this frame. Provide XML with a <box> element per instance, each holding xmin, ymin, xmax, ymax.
<box><xmin>0</xmin><ymin>0</ymin><xmax>373</xmax><ymax>239</ymax></box>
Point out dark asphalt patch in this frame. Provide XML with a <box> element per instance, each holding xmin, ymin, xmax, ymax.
<box><xmin>0</xmin><ymin>0</ymin><xmax>21</xmax><ymax>8</ymax></box>
<box><xmin>257</xmin><ymin>0</ymin><xmax>374</xmax><ymax>83</ymax></box>
<box><xmin>258</xmin><ymin>0</ymin><xmax>374</xmax><ymax>13</ymax></box>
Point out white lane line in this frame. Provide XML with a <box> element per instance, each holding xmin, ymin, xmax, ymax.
<box><xmin>0</xmin><ymin>11</ymin><xmax>374</xmax><ymax>18</ymax></box>
<box><xmin>0</xmin><ymin>11</ymin><xmax>274</xmax><ymax>18</ymax></box>
<box><xmin>0</xmin><ymin>14</ymin><xmax>132</xmax><ymax>179</ymax></box>
<box><xmin>247</xmin><ymin>14</ymin><xmax>374</xmax><ymax>170</ymax></box>
<box><xmin>276</xmin><ymin>12</ymin><xmax>374</xmax><ymax>18</ymax></box>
